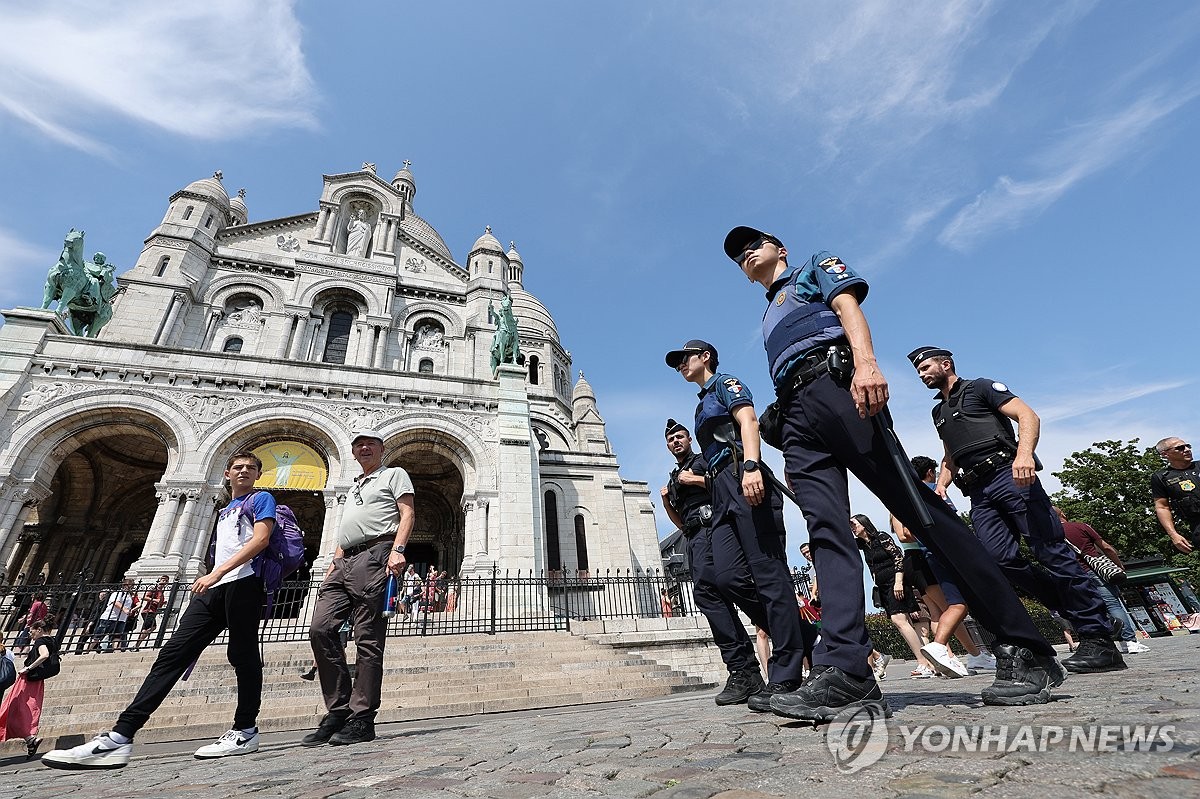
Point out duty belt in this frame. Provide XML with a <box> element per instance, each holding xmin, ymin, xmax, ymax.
<box><xmin>779</xmin><ymin>343</ymin><xmax>852</xmax><ymax>396</ymax></box>
<box><xmin>340</xmin><ymin>535</ymin><xmax>391</xmax><ymax>559</ymax></box>
<box><xmin>953</xmin><ymin>450</ymin><xmax>1014</xmax><ymax>493</ymax></box>
<box><xmin>682</xmin><ymin>505</ymin><xmax>713</xmax><ymax>535</ymax></box>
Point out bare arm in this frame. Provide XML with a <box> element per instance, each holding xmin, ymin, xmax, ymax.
<box><xmin>661</xmin><ymin>486</ymin><xmax>686</xmax><ymax>530</ymax></box>
<box><xmin>1095</xmin><ymin>538</ymin><xmax>1125</xmax><ymax>570</ymax></box>
<box><xmin>386</xmin><ymin>494</ymin><xmax>416</xmax><ymax>576</ymax></box>
<box><xmin>732</xmin><ymin>404</ymin><xmax>765</xmax><ymax>506</ymax></box>
<box><xmin>830</xmin><ymin>292</ymin><xmax>887</xmax><ymax>418</ymax></box>
<box><xmin>1156</xmin><ymin>498</ymin><xmax>1193</xmax><ymax>553</ymax></box>
<box><xmin>996</xmin><ymin>397</ymin><xmax>1040</xmax><ymax>487</ymax></box>
<box><xmin>891</xmin><ymin>514</ymin><xmax>916</xmax><ymax>543</ymax></box>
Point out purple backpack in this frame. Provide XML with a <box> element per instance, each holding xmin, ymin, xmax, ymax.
<box><xmin>240</xmin><ymin>492</ymin><xmax>307</xmax><ymax>596</ymax></box>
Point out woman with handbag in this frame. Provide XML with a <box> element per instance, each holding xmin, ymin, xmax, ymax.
<box><xmin>0</xmin><ymin>619</ymin><xmax>59</xmax><ymax>757</ymax></box>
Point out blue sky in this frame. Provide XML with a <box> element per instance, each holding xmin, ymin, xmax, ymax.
<box><xmin>1</xmin><ymin>2</ymin><xmax>1198</xmax><ymax>568</ymax></box>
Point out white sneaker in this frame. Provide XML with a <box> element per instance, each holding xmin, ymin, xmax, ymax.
<box><xmin>1124</xmin><ymin>641</ymin><xmax>1150</xmax><ymax>654</ymax></box>
<box><xmin>920</xmin><ymin>642</ymin><xmax>969</xmax><ymax>678</ymax></box>
<box><xmin>910</xmin><ymin>664</ymin><xmax>935</xmax><ymax>679</ymax></box>
<box><xmin>965</xmin><ymin>652</ymin><xmax>997</xmax><ymax>672</ymax></box>
<box><xmin>872</xmin><ymin>653</ymin><xmax>893</xmax><ymax>681</ymax></box>
<box><xmin>194</xmin><ymin>729</ymin><xmax>259</xmax><ymax>759</ymax></box>
<box><xmin>42</xmin><ymin>733</ymin><xmax>132</xmax><ymax>770</ymax></box>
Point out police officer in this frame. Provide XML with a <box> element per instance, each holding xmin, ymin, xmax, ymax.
<box><xmin>661</xmin><ymin>418</ymin><xmax>765</xmax><ymax>705</ymax></box>
<box><xmin>665</xmin><ymin>339</ymin><xmax>809</xmax><ymax>711</ymax></box>
<box><xmin>1151</xmin><ymin>437</ymin><xmax>1200</xmax><ymax>554</ymax></box>
<box><xmin>722</xmin><ymin>226</ymin><xmax>1062</xmax><ymax>720</ymax></box>
<box><xmin>908</xmin><ymin>346</ymin><xmax>1124</xmax><ymax>674</ymax></box>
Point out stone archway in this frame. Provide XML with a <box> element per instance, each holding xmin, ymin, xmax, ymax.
<box><xmin>10</xmin><ymin>423</ymin><xmax>169</xmax><ymax>583</ymax></box>
<box><xmin>387</xmin><ymin>434</ymin><xmax>466</xmax><ymax>577</ymax></box>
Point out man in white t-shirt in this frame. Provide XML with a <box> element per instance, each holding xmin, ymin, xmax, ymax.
<box><xmin>90</xmin><ymin>579</ymin><xmax>134</xmax><ymax>653</ymax></box>
<box><xmin>44</xmin><ymin>450</ymin><xmax>276</xmax><ymax>769</ymax></box>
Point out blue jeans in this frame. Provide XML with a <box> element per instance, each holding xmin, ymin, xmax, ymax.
<box><xmin>1089</xmin><ymin>572</ymin><xmax>1136</xmax><ymax>642</ymax></box>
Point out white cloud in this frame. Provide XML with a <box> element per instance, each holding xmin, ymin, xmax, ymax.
<box><xmin>0</xmin><ymin>1</ymin><xmax>317</xmax><ymax>153</ymax></box>
<box><xmin>938</xmin><ymin>87</ymin><xmax>1200</xmax><ymax>251</ymax></box>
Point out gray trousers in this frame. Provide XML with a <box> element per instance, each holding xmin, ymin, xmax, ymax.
<box><xmin>309</xmin><ymin>541</ymin><xmax>391</xmax><ymax>720</ymax></box>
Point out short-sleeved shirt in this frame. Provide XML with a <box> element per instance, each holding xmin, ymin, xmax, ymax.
<box><xmin>101</xmin><ymin>590</ymin><xmax>134</xmax><ymax>623</ymax></box>
<box><xmin>931</xmin><ymin>377</ymin><xmax>1020</xmax><ymax>469</ymax></box>
<box><xmin>338</xmin><ymin>466</ymin><xmax>415</xmax><ymax>550</ymax></box>
<box><xmin>214</xmin><ymin>491</ymin><xmax>277</xmax><ymax>588</ymax></box>
<box><xmin>762</xmin><ymin>251</ymin><xmax>868</xmax><ymax>387</ymax></box>
<box><xmin>1150</xmin><ymin>462</ymin><xmax>1200</xmax><ymax>524</ymax></box>
<box><xmin>1061</xmin><ymin>520</ymin><xmax>1103</xmax><ymax>568</ymax></box>
<box><xmin>694</xmin><ymin>372</ymin><xmax>755</xmax><ymax>469</ymax></box>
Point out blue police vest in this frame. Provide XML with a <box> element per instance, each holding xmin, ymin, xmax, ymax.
<box><xmin>762</xmin><ymin>286</ymin><xmax>844</xmax><ymax>385</ymax></box>
<box><xmin>694</xmin><ymin>376</ymin><xmax>743</xmax><ymax>468</ymax></box>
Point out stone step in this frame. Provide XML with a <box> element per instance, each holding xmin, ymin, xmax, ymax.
<box><xmin>27</xmin><ymin>631</ymin><xmax>718</xmax><ymax>746</ymax></box>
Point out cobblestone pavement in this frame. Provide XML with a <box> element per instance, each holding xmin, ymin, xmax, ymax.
<box><xmin>3</xmin><ymin>637</ymin><xmax>1198</xmax><ymax>798</ymax></box>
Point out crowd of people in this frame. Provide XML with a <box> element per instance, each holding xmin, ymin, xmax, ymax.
<box><xmin>658</xmin><ymin>223</ymin><xmax>1192</xmax><ymax>723</ymax></box>
<box><xmin>2</xmin><ymin>223</ymin><xmax>1195</xmax><ymax>769</ymax></box>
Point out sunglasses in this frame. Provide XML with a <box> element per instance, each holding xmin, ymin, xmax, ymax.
<box><xmin>1166</xmin><ymin>443</ymin><xmax>1192</xmax><ymax>453</ymax></box>
<box><xmin>733</xmin><ymin>237</ymin><xmax>768</xmax><ymax>266</ymax></box>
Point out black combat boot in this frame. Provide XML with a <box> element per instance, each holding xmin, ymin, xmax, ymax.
<box><xmin>714</xmin><ymin>664</ymin><xmax>766</xmax><ymax>706</ymax></box>
<box><xmin>768</xmin><ymin>666</ymin><xmax>889</xmax><ymax>722</ymax></box>
<box><xmin>1062</xmin><ymin>636</ymin><xmax>1127</xmax><ymax>674</ymax></box>
<box><xmin>981</xmin><ymin>643</ymin><xmax>1067</xmax><ymax>706</ymax></box>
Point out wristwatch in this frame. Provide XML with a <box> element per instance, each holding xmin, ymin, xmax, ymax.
<box><xmin>742</xmin><ymin>459</ymin><xmax>760</xmax><ymax>472</ymax></box>
<box><xmin>393</xmin><ymin>545</ymin><xmax>406</xmax><ymax>554</ymax></box>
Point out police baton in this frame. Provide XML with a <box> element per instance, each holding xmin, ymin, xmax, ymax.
<box><xmin>759</xmin><ymin>463</ymin><xmax>800</xmax><ymax>507</ymax></box>
<box><xmin>872</xmin><ymin>406</ymin><xmax>934</xmax><ymax>529</ymax></box>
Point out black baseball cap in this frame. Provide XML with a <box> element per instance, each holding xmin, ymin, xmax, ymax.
<box><xmin>665</xmin><ymin>339</ymin><xmax>718</xmax><ymax>369</ymax></box>
<box><xmin>723</xmin><ymin>225</ymin><xmax>783</xmax><ymax>261</ymax></box>
<box><xmin>906</xmin><ymin>346</ymin><xmax>953</xmax><ymax>368</ymax></box>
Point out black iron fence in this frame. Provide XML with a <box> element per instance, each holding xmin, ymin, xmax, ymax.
<box><xmin>0</xmin><ymin>567</ymin><xmax>816</xmax><ymax>655</ymax></box>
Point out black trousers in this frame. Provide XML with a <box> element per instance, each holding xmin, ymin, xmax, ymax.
<box><xmin>779</xmin><ymin>373</ymin><xmax>1053</xmax><ymax>678</ymax></box>
<box><xmin>114</xmin><ymin>576</ymin><xmax>264</xmax><ymax>738</ymax></box>
<box><xmin>709</xmin><ymin>468</ymin><xmax>808</xmax><ymax>684</ymax></box>
<box><xmin>686</xmin><ymin>526</ymin><xmax>756</xmax><ymax>673</ymax></box>
<box><xmin>969</xmin><ymin>470</ymin><xmax>1112</xmax><ymax>636</ymax></box>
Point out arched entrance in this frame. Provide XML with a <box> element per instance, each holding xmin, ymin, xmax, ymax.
<box><xmin>388</xmin><ymin>434</ymin><xmax>466</xmax><ymax>577</ymax></box>
<box><xmin>247</xmin><ymin>438</ymin><xmax>330</xmax><ymax>581</ymax></box>
<box><xmin>12</xmin><ymin>423</ymin><xmax>169</xmax><ymax>583</ymax></box>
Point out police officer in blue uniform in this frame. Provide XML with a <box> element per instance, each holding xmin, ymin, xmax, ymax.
<box><xmin>661</xmin><ymin>418</ymin><xmax>766</xmax><ymax>705</ymax></box>
<box><xmin>907</xmin><ymin>346</ymin><xmax>1125</xmax><ymax>673</ymax></box>
<box><xmin>722</xmin><ymin>226</ymin><xmax>1063</xmax><ymax>721</ymax></box>
<box><xmin>665</xmin><ymin>339</ymin><xmax>809</xmax><ymax>710</ymax></box>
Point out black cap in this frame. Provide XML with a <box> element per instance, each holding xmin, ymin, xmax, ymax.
<box><xmin>665</xmin><ymin>339</ymin><xmax>718</xmax><ymax>369</ymax></box>
<box><xmin>664</xmin><ymin>418</ymin><xmax>688</xmax><ymax>438</ymax></box>
<box><xmin>907</xmin><ymin>346</ymin><xmax>953</xmax><ymax>368</ymax></box>
<box><xmin>723</xmin><ymin>225</ymin><xmax>782</xmax><ymax>261</ymax></box>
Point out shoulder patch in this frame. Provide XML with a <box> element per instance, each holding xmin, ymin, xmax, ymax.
<box><xmin>776</xmin><ymin>292</ymin><xmax>786</xmax><ymax>305</ymax></box>
<box><xmin>819</xmin><ymin>256</ymin><xmax>847</xmax><ymax>275</ymax></box>
<box><xmin>723</xmin><ymin>377</ymin><xmax>744</xmax><ymax>394</ymax></box>
<box><xmin>992</xmin><ymin>382</ymin><xmax>1009</xmax><ymax>392</ymax></box>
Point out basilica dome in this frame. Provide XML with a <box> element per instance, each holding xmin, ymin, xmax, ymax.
<box><xmin>398</xmin><ymin>211</ymin><xmax>454</xmax><ymax>262</ymax></box>
<box><xmin>180</xmin><ymin>171</ymin><xmax>230</xmax><ymax>210</ymax></box>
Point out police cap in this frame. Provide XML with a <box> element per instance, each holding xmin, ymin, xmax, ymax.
<box><xmin>665</xmin><ymin>339</ymin><xmax>718</xmax><ymax>369</ymax></box>
<box><xmin>723</xmin><ymin>225</ymin><xmax>783</xmax><ymax>262</ymax></box>
<box><xmin>907</xmin><ymin>346</ymin><xmax>953</xmax><ymax>369</ymax></box>
<box><xmin>664</xmin><ymin>418</ymin><xmax>688</xmax><ymax>438</ymax></box>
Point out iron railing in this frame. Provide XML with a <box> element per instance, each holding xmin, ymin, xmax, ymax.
<box><xmin>0</xmin><ymin>567</ymin><xmax>817</xmax><ymax>654</ymax></box>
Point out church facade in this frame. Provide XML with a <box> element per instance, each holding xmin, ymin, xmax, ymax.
<box><xmin>0</xmin><ymin>162</ymin><xmax>660</xmax><ymax>585</ymax></box>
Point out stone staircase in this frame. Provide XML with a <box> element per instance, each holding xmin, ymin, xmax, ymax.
<box><xmin>15</xmin><ymin>630</ymin><xmax>715</xmax><ymax>750</ymax></box>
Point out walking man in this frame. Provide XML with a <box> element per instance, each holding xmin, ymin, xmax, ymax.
<box><xmin>304</xmin><ymin>430</ymin><xmax>414</xmax><ymax>746</ymax></box>
<box><xmin>661</xmin><ymin>418</ymin><xmax>766</xmax><ymax>705</ymax></box>
<box><xmin>722</xmin><ymin>226</ymin><xmax>1063</xmax><ymax>720</ymax></box>
<box><xmin>908</xmin><ymin>346</ymin><xmax>1124</xmax><ymax>674</ymax></box>
<box><xmin>1151</xmin><ymin>437</ymin><xmax>1200</xmax><ymax>554</ymax></box>
<box><xmin>43</xmin><ymin>451</ymin><xmax>276</xmax><ymax>768</ymax></box>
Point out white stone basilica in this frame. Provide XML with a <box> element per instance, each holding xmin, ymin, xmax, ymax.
<box><xmin>0</xmin><ymin>162</ymin><xmax>661</xmax><ymax>584</ymax></box>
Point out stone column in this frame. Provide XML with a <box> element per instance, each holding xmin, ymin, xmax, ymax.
<box><xmin>274</xmin><ymin>314</ymin><xmax>295</xmax><ymax>358</ymax></box>
<box><xmin>373</xmin><ymin>325</ymin><xmax>387</xmax><ymax>368</ymax></box>
<box><xmin>182</xmin><ymin>492</ymin><xmax>223</xmax><ymax>579</ymax></box>
<box><xmin>289</xmin><ymin>313</ymin><xmax>311</xmax><ymax>359</ymax></box>
<box><xmin>310</xmin><ymin>491</ymin><xmax>346</xmax><ymax>577</ymax></box>
<box><xmin>142</xmin><ymin>489</ymin><xmax>180</xmax><ymax>556</ymax></box>
<box><xmin>495</xmin><ymin>364</ymin><xmax>541</xmax><ymax>574</ymax></box>
<box><xmin>201</xmin><ymin>310</ymin><xmax>222</xmax><ymax>350</ymax></box>
<box><xmin>308</xmin><ymin>318</ymin><xmax>326</xmax><ymax>361</ymax></box>
<box><xmin>154</xmin><ymin>292</ymin><xmax>188</xmax><ymax>346</ymax></box>
<box><xmin>0</xmin><ymin>484</ymin><xmax>51</xmax><ymax>578</ymax></box>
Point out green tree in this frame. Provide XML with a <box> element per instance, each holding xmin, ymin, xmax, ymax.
<box><xmin>1051</xmin><ymin>438</ymin><xmax>1200</xmax><ymax>581</ymax></box>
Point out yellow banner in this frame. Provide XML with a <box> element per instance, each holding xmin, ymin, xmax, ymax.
<box><xmin>253</xmin><ymin>441</ymin><xmax>328</xmax><ymax>490</ymax></box>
